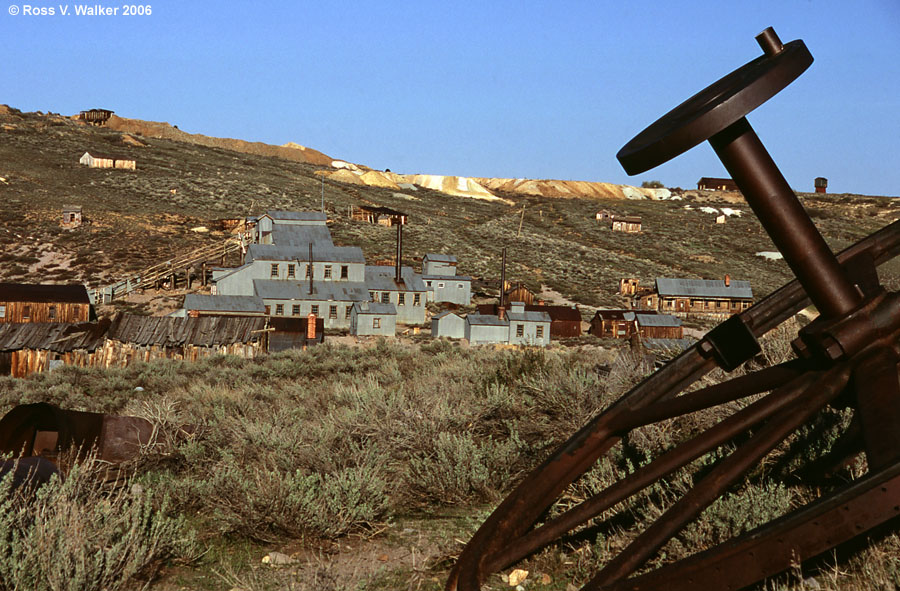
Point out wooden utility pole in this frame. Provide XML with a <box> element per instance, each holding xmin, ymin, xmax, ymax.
<box><xmin>516</xmin><ymin>204</ymin><xmax>526</xmax><ymax>238</ymax></box>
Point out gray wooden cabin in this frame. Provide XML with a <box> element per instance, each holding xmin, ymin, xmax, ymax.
<box><xmin>506</xmin><ymin>303</ymin><xmax>551</xmax><ymax>346</ymax></box>
<box><xmin>431</xmin><ymin>311</ymin><xmax>465</xmax><ymax>339</ymax></box>
<box><xmin>465</xmin><ymin>314</ymin><xmax>510</xmax><ymax>345</ymax></box>
<box><xmin>350</xmin><ymin>301</ymin><xmax>397</xmax><ymax>336</ymax></box>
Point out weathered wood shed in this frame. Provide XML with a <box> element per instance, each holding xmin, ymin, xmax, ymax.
<box><xmin>77</xmin><ymin>109</ymin><xmax>113</xmax><ymax>125</ymax></box>
<box><xmin>61</xmin><ymin>205</ymin><xmax>83</xmax><ymax>229</ymax></box>
<box><xmin>611</xmin><ymin>215</ymin><xmax>642</xmax><ymax>233</ymax></box>
<box><xmin>0</xmin><ymin>320</ymin><xmax>108</xmax><ymax>377</ymax></box>
<box><xmin>697</xmin><ymin>177</ymin><xmax>738</xmax><ymax>191</ymax></box>
<box><xmin>0</xmin><ymin>283</ymin><xmax>93</xmax><ymax>324</ymax></box>
<box><xmin>589</xmin><ymin>309</ymin><xmax>650</xmax><ymax>339</ymax></box>
<box><xmin>635</xmin><ymin>313</ymin><xmax>683</xmax><ymax>339</ymax></box>
<box><xmin>350</xmin><ymin>205</ymin><xmax>408</xmax><ymax>226</ymax></box>
<box><xmin>267</xmin><ymin>316</ymin><xmax>324</xmax><ymax>351</ymax></box>
<box><xmin>502</xmin><ymin>284</ymin><xmax>535</xmax><ymax>307</ymax></box>
<box><xmin>100</xmin><ymin>314</ymin><xmax>267</xmax><ymax>364</ymax></box>
<box><xmin>79</xmin><ymin>151</ymin><xmax>136</xmax><ymax>170</ymax></box>
<box><xmin>0</xmin><ymin>315</ymin><xmax>268</xmax><ymax>377</ymax></box>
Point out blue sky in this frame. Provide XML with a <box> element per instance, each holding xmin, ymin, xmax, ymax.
<box><xmin>3</xmin><ymin>1</ymin><xmax>898</xmax><ymax>195</ymax></box>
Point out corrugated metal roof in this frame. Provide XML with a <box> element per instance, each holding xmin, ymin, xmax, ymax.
<box><xmin>107</xmin><ymin>315</ymin><xmax>266</xmax><ymax>347</ymax></box>
<box><xmin>423</xmin><ymin>275</ymin><xmax>472</xmax><ymax>281</ymax></box>
<box><xmin>0</xmin><ymin>321</ymin><xmax>108</xmax><ymax>352</ymax></box>
<box><xmin>253</xmin><ymin>280</ymin><xmax>370</xmax><ymax>302</ymax></box>
<box><xmin>265</xmin><ymin>211</ymin><xmax>327</xmax><ymax>222</ymax></box>
<box><xmin>365</xmin><ymin>266</ymin><xmax>427</xmax><ymax>292</ymax></box>
<box><xmin>635</xmin><ymin>313</ymin><xmax>681</xmax><ymax>327</ymax></box>
<box><xmin>643</xmin><ymin>338</ymin><xmax>695</xmax><ymax>351</ymax></box>
<box><xmin>247</xmin><ymin>244</ymin><xmax>365</xmax><ymax>264</ymax></box>
<box><xmin>424</xmin><ymin>254</ymin><xmax>458</xmax><ymax>264</ymax></box>
<box><xmin>527</xmin><ymin>305</ymin><xmax>581</xmax><ymax>322</ymax></box>
<box><xmin>466</xmin><ymin>314</ymin><xmax>509</xmax><ymax>327</ymax></box>
<box><xmin>507</xmin><ymin>310</ymin><xmax>551</xmax><ymax>323</ymax></box>
<box><xmin>432</xmin><ymin>311</ymin><xmax>462</xmax><ymax>320</ymax></box>
<box><xmin>352</xmin><ymin>302</ymin><xmax>396</xmax><ymax>315</ymax></box>
<box><xmin>0</xmin><ymin>283</ymin><xmax>91</xmax><ymax>304</ymax></box>
<box><xmin>83</xmin><ymin>151</ymin><xmax>134</xmax><ymax>161</ymax></box>
<box><xmin>594</xmin><ymin>309</ymin><xmax>637</xmax><ymax>321</ymax></box>
<box><xmin>183</xmin><ymin>294</ymin><xmax>266</xmax><ymax>313</ymax></box>
<box><xmin>655</xmin><ymin>278</ymin><xmax>752</xmax><ymax>299</ymax></box>
<box><xmin>270</xmin><ymin>225</ymin><xmax>334</xmax><ymax>246</ymax></box>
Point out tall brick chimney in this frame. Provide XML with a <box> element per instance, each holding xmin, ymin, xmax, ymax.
<box><xmin>724</xmin><ymin>274</ymin><xmax>731</xmax><ymax>287</ymax></box>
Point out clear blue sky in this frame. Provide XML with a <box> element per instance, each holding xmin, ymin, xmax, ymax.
<box><xmin>3</xmin><ymin>1</ymin><xmax>898</xmax><ymax>195</ymax></box>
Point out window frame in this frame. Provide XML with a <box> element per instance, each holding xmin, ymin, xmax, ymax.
<box><xmin>270</xmin><ymin>263</ymin><xmax>279</xmax><ymax>278</ymax></box>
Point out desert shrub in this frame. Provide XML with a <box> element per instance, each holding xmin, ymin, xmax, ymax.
<box><xmin>181</xmin><ymin>449</ymin><xmax>390</xmax><ymax>542</ymax></box>
<box><xmin>0</xmin><ymin>460</ymin><xmax>194</xmax><ymax>591</ymax></box>
<box><xmin>404</xmin><ymin>430</ymin><xmax>524</xmax><ymax>506</ymax></box>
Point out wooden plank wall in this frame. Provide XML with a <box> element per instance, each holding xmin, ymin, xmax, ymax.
<box><xmin>5</xmin><ymin>341</ymin><xmax>264</xmax><ymax>378</ymax></box>
<box><xmin>0</xmin><ymin>302</ymin><xmax>89</xmax><ymax>324</ymax></box>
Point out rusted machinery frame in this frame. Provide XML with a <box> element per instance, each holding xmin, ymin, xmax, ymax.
<box><xmin>587</xmin><ymin>363</ymin><xmax>851</xmax><ymax>587</ymax></box>
<box><xmin>448</xmin><ymin>220</ymin><xmax>900</xmax><ymax>591</ymax></box>
<box><xmin>597</xmin><ymin>457</ymin><xmax>900</xmax><ymax>591</ymax></box>
<box><xmin>484</xmin><ymin>366</ymin><xmax>819</xmax><ymax>573</ymax></box>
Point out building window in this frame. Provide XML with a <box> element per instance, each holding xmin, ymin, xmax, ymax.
<box><xmin>381</xmin><ymin>292</ymin><xmax>390</xmax><ymax>304</ymax></box>
<box><xmin>0</xmin><ymin>305</ymin><xmax>5</xmax><ymax>318</ymax></box>
<box><xmin>22</xmin><ymin>306</ymin><xmax>30</xmax><ymax>320</ymax></box>
<box><xmin>292</xmin><ymin>304</ymin><xmax>301</xmax><ymax>316</ymax></box>
<box><xmin>270</xmin><ymin>263</ymin><xmax>279</xmax><ymax>277</ymax></box>
<box><xmin>413</xmin><ymin>294</ymin><xmax>421</xmax><ymax>306</ymax></box>
<box><xmin>329</xmin><ymin>305</ymin><xmax>338</xmax><ymax>319</ymax></box>
<box><xmin>458</xmin><ymin>283</ymin><xmax>464</xmax><ymax>289</ymax></box>
<box><xmin>324</xmin><ymin>265</ymin><xmax>332</xmax><ymax>279</ymax></box>
<box><xmin>536</xmin><ymin>326</ymin><xmax>544</xmax><ymax>339</ymax></box>
<box><xmin>426</xmin><ymin>281</ymin><xmax>432</xmax><ymax>287</ymax></box>
<box><xmin>275</xmin><ymin>304</ymin><xmax>284</xmax><ymax>315</ymax></box>
<box><xmin>373</xmin><ymin>317</ymin><xmax>381</xmax><ymax>329</ymax></box>
<box><xmin>516</xmin><ymin>324</ymin><xmax>524</xmax><ymax>337</ymax></box>
<box><xmin>345</xmin><ymin>306</ymin><xmax>352</xmax><ymax>319</ymax></box>
<box><xmin>398</xmin><ymin>293</ymin><xmax>405</xmax><ymax>305</ymax></box>
<box><xmin>370</xmin><ymin>291</ymin><xmax>377</xmax><ymax>301</ymax></box>
<box><xmin>48</xmin><ymin>305</ymin><xmax>56</xmax><ymax>320</ymax></box>
<box><xmin>287</xmin><ymin>264</ymin><xmax>296</xmax><ymax>278</ymax></box>
<box><xmin>341</xmin><ymin>265</ymin><xmax>349</xmax><ymax>279</ymax></box>
<box><xmin>311</xmin><ymin>304</ymin><xmax>319</xmax><ymax>316</ymax></box>
<box><xmin>438</xmin><ymin>282</ymin><xmax>445</xmax><ymax>288</ymax></box>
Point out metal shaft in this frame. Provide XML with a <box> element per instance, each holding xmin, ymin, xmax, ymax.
<box><xmin>709</xmin><ymin>117</ymin><xmax>861</xmax><ymax>318</ymax></box>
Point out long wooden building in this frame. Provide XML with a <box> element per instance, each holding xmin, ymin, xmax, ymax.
<box><xmin>0</xmin><ymin>314</ymin><xmax>268</xmax><ymax>377</ymax></box>
<box><xmin>0</xmin><ymin>284</ymin><xmax>93</xmax><ymax>324</ymax></box>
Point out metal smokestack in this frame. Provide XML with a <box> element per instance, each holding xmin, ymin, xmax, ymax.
<box><xmin>308</xmin><ymin>242</ymin><xmax>314</xmax><ymax>295</ymax></box>
<box><xmin>395</xmin><ymin>223</ymin><xmax>403</xmax><ymax>283</ymax></box>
